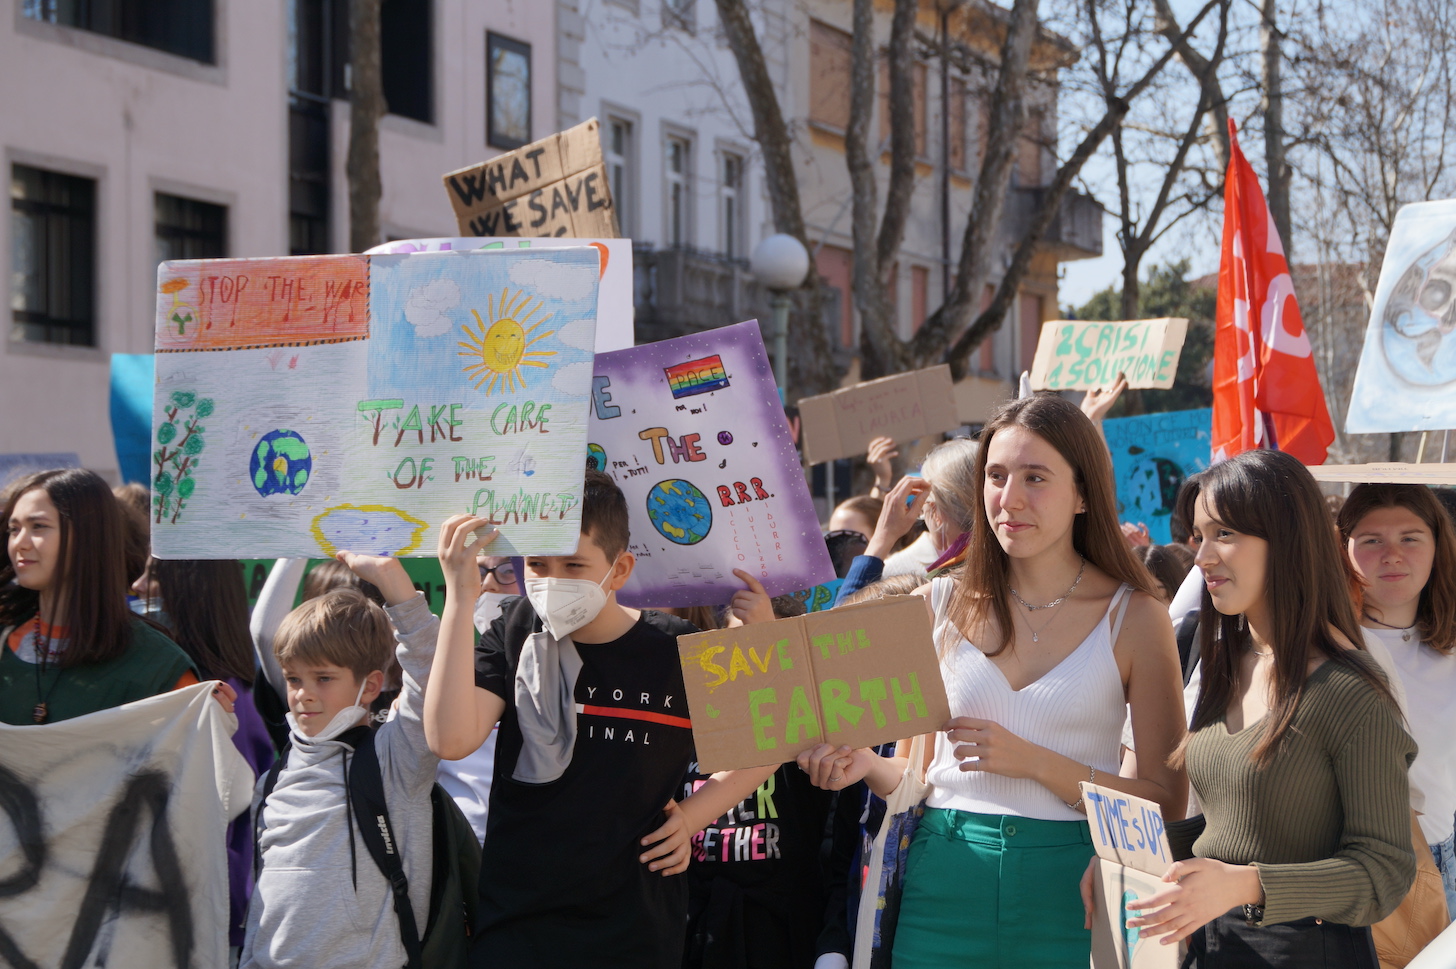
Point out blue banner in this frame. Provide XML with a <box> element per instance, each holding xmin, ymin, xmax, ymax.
<box><xmin>109</xmin><ymin>353</ymin><xmax>155</xmax><ymax>485</ymax></box>
<box><xmin>1101</xmin><ymin>408</ymin><xmax>1211</xmax><ymax>545</ymax></box>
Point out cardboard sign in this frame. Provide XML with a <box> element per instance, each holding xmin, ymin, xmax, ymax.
<box><xmin>1030</xmin><ymin>318</ymin><xmax>1188</xmax><ymax>391</ymax></box>
<box><xmin>1081</xmin><ymin>781</ymin><xmax>1182</xmax><ymax>969</ymax></box>
<box><xmin>676</xmin><ymin>596</ymin><xmax>951</xmax><ymax>772</ymax></box>
<box><xmin>151</xmin><ymin>247</ymin><xmax>598</xmax><ymax>558</ymax></box>
<box><xmin>1306</xmin><ymin>462</ymin><xmax>1456</xmax><ymax>485</ymax></box>
<box><xmin>588</xmin><ymin>320</ymin><xmax>835</xmax><ymax>608</ymax></box>
<box><xmin>1347</xmin><ymin>199</ymin><xmax>1456</xmax><ymax>432</ymax></box>
<box><xmin>797</xmin><ymin>365</ymin><xmax>961</xmax><ymax>465</ymax></box>
<box><xmin>442</xmin><ymin>118</ymin><xmax>620</xmax><ymax>239</ymax></box>
<box><xmin>367</xmin><ymin>237</ymin><xmax>634</xmax><ymax>353</ymax></box>
<box><xmin>1102</xmin><ymin>409</ymin><xmax>1211</xmax><ymax>545</ymax></box>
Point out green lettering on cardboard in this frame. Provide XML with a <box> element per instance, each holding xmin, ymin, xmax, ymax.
<box><xmin>891</xmin><ymin>673</ymin><xmax>929</xmax><ymax>722</ymax></box>
<box><xmin>756</xmin><ymin>773</ymin><xmax>778</xmax><ymax>820</ymax></box>
<box><xmin>820</xmin><ymin>679</ymin><xmax>864</xmax><ymax>732</ymax></box>
<box><xmin>811</xmin><ymin>633</ymin><xmax>835</xmax><ymax>659</ymax></box>
<box><xmin>776</xmin><ymin>638</ymin><xmax>794</xmax><ymax>671</ymax></box>
<box><xmin>749</xmin><ymin>688</ymin><xmax>778</xmax><ymax>750</ymax></box>
<box><xmin>784</xmin><ymin>686</ymin><xmax>821</xmax><ymax>745</ymax></box>
<box><xmin>859</xmin><ymin>678</ymin><xmax>889</xmax><ymax>728</ymax></box>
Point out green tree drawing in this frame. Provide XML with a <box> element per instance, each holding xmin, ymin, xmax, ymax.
<box><xmin>154</xmin><ymin>391</ymin><xmax>213</xmax><ymax>524</ymax></box>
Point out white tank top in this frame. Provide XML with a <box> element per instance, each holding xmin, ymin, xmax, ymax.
<box><xmin>925</xmin><ymin>575</ymin><xmax>1129</xmax><ymax>821</ymax></box>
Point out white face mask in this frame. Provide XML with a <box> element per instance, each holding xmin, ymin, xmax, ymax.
<box><xmin>288</xmin><ymin>678</ymin><xmax>371</xmax><ymax>743</ymax></box>
<box><xmin>474</xmin><ymin>591</ymin><xmax>513</xmax><ymax>634</ymax></box>
<box><xmin>525</xmin><ymin>558</ymin><xmax>620</xmax><ymax>640</ymax></box>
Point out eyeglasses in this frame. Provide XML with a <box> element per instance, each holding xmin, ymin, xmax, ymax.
<box><xmin>479</xmin><ymin>561</ymin><xmax>517</xmax><ymax>586</ymax></box>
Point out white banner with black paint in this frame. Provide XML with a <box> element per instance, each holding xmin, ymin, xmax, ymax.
<box><xmin>0</xmin><ymin>683</ymin><xmax>254</xmax><ymax>969</ymax></box>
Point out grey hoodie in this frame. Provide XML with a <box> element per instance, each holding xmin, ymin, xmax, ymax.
<box><xmin>241</xmin><ymin>593</ymin><xmax>440</xmax><ymax>969</ymax></box>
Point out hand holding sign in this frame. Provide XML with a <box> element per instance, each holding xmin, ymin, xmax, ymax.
<box><xmin>1124</xmin><ymin>859</ymin><xmax>1264</xmax><ymax>944</ymax></box>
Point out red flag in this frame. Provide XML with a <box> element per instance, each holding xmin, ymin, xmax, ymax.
<box><xmin>1211</xmin><ymin>121</ymin><xmax>1334</xmax><ymax>465</ymax></box>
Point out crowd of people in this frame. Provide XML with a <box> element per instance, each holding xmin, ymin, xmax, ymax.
<box><xmin>2</xmin><ymin>388</ymin><xmax>1453</xmax><ymax>969</ymax></box>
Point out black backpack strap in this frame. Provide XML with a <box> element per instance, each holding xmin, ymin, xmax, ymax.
<box><xmin>346</xmin><ymin>729</ymin><xmax>424</xmax><ymax>969</ymax></box>
<box><xmin>254</xmin><ymin>747</ymin><xmax>289</xmax><ymax>883</ymax></box>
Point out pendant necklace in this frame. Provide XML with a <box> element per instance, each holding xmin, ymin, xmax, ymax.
<box><xmin>1009</xmin><ymin>557</ymin><xmax>1086</xmax><ymax>643</ymax></box>
<box><xmin>1363</xmin><ymin>612</ymin><xmax>1414</xmax><ymax>642</ymax></box>
<box><xmin>31</xmin><ymin>625</ymin><xmax>61</xmax><ymax>724</ymax></box>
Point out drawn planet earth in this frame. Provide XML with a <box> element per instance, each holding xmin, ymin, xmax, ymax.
<box><xmin>1122</xmin><ymin>456</ymin><xmax>1184</xmax><ymax>521</ymax></box>
<box><xmin>251</xmin><ymin>430</ymin><xmax>312</xmax><ymax>497</ymax></box>
<box><xmin>646</xmin><ymin>479</ymin><xmax>712</xmax><ymax>545</ymax></box>
<box><xmin>312</xmin><ymin>504</ymin><xmax>429</xmax><ymax>556</ymax></box>
<box><xmin>586</xmin><ymin>443</ymin><xmax>607</xmax><ymax>472</ymax></box>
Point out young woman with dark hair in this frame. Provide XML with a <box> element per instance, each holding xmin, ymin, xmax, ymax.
<box><xmin>150</xmin><ymin>558</ymin><xmax>276</xmax><ymax>952</ymax></box>
<box><xmin>0</xmin><ymin>469</ymin><xmax>202</xmax><ymax>724</ymax></box>
<box><xmin>1339</xmin><ymin>483</ymin><xmax>1456</xmax><ymax>920</ymax></box>
<box><xmin>1124</xmin><ymin>450</ymin><xmax>1416</xmax><ymax>967</ymax></box>
<box><xmin>802</xmin><ymin>394</ymin><xmax>1187</xmax><ymax>968</ymax></box>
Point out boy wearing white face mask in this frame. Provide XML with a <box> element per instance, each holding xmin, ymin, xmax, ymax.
<box><xmin>425</xmin><ymin>469</ymin><xmax>780</xmax><ymax>969</ymax></box>
<box><xmin>242</xmin><ymin>553</ymin><xmax>440</xmax><ymax>969</ymax></box>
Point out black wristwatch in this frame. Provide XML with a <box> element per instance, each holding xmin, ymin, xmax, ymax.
<box><xmin>1242</xmin><ymin>903</ymin><xmax>1264</xmax><ymax>926</ymax></box>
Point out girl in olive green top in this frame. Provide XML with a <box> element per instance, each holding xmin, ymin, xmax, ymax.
<box><xmin>1125</xmin><ymin>449</ymin><xmax>1416</xmax><ymax>968</ymax></box>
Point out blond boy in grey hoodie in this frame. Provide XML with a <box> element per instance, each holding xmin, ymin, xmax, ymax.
<box><xmin>241</xmin><ymin>553</ymin><xmax>439</xmax><ymax>969</ymax></box>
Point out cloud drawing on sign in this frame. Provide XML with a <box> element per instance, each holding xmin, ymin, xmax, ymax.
<box><xmin>509</xmin><ymin>257</ymin><xmax>596</xmax><ymax>302</ymax></box>
<box><xmin>552</xmin><ymin>361</ymin><xmax>594</xmax><ymax>395</ymax></box>
<box><xmin>554</xmin><ymin>318</ymin><xmax>595</xmax><ymax>350</ymax></box>
<box><xmin>404</xmin><ymin>278</ymin><xmax>461</xmax><ymax>337</ymax></box>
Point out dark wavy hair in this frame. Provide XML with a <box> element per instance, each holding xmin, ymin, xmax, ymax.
<box><xmin>151</xmin><ymin>559</ymin><xmax>257</xmax><ymax>682</ymax></box>
<box><xmin>1174</xmin><ymin>449</ymin><xmax>1394</xmax><ymax>766</ymax></box>
<box><xmin>1338</xmin><ymin>483</ymin><xmax>1456</xmax><ymax>654</ymax></box>
<box><xmin>947</xmin><ymin>394</ymin><xmax>1159</xmax><ymax>656</ymax></box>
<box><xmin>1</xmin><ymin>469</ymin><xmax>134</xmax><ymax>667</ymax></box>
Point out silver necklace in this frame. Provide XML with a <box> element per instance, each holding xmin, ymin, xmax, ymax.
<box><xmin>1009</xmin><ymin>557</ymin><xmax>1086</xmax><ymax>643</ymax></box>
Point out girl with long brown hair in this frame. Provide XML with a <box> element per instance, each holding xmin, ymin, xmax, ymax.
<box><xmin>801</xmin><ymin>394</ymin><xmax>1187</xmax><ymax>968</ymax></box>
<box><xmin>1338</xmin><ymin>483</ymin><xmax>1456</xmax><ymax>921</ymax></box>
<box><xmin>0</xmin><ymin>469</ymin><xmax>199</xmax><ymax>724</ymax></box>
<box><xmin>1126</xmin><ymin>450</ymin><xmax>1415</xmax><ymax>967</ymax></box>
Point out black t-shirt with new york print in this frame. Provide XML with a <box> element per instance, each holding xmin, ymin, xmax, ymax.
<box><xmin>473</xmin><ymin>597</ymin><xmax>698</xmax><ymax>969</ymax></box>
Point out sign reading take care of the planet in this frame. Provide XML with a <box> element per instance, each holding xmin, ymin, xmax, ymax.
<box><xmin>587</xmin><ymin>320</ymin><xmax>835</xmax><ymax>607</ymax></box>
<box><xmin>150</xmin><ymin>248</ymin><xmax>598</xmax><ymax>558</ymax></box>
<box><xmin>1030</xmin><ymin>318</ymin><xmax>1188</xmax><ymax>391</ymax></box>
<box><xmin>676</xmin><ymin>596</ymin><xmax>950</xmax><ymax>772</ymax></box>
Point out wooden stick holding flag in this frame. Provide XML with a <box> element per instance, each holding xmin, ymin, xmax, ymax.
<box><xmin>1211</xmin><ymin>120</ymin><xmax>1335</xmax><ymax>465</ymax></box>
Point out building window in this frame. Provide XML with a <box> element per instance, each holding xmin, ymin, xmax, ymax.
<box><xmin>382</xmin><ymin>0</ymin><xmax>432</xmax><ymax>123</ymax></box>
<box><xmin>662</xmin><ymin>0</ymin><xmax>696</xmax><ymax>33</ymax></box>
<box><xmin>948</xmin><ymin>77</ymin><xmax>968</xmax><ymax>173</ymax></box>
<box><xmin>1017</xmin><ymin>112</ymin><xmax>1044</xmax><ymax>186</ymax></box>
<box><xmin>605</xmin><ymin>117</ymin><xmax>636</xmax><ymax>237</ymax></box>
<box><xmin>10</xmin><ymin>165</ymin><xmax>96</xmax><ymax>347</ymax></box>
<box><xmin>665</xmin><ymin>135</ymin><xmax>692</xmax><ymax>247</ymax></box>
<box><xmin>155</xmin><ymin>194</ymin><xmax>227</xmax><ymax>269</ymax></box>
<box><xmin>809</xmin><ymin>20</ymin><xmax>852</xmax><ymax>131</ymax></box>
<box><xmin>911</xmin><ymin>265</ymin><xmax>929</xmax><ymax>333</ymax></box>
<box><xmin>720</xmin><ymin>152</ymin><xmax>745</xmax><ymax>259</ymax></box>
<box><xmin>487</xmin><ymin>33</ymin><xmax>532</xmax><ymax>149</ymax></box>
<box><xmin>24</xmin><ymin>0</ymin><xmax>215</xmax><ymax>63</ymax></box>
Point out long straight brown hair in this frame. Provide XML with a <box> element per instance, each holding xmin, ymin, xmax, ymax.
<box><xmin>948</xmin><ymin>394</ymin><xmax>1160</xmax><ymax>656</ymax></box>
<box><xmin>0</xmin><ymin>469</ymin><xmax>135</xmax><ymax>667</ymax></box>
<box><xmin>151</xmin><ymin>559</ymin><xmax>257</xmax><ymax>682</ymax></box>
<box><xmin>1337</xmin><ymin>483</ymin><xmax>1456</xmax><ymax>654</ymax></box>
<box><xmin>1174</xmin><ymin>449</ymin><xmax>1394</xmax><ymax>766</ymax></box>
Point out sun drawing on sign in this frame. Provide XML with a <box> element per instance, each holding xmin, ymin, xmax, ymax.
<box><xmin>456</xmin><ymin>288</ymin><xmax>556</xmax><ymax>394</ymax></box>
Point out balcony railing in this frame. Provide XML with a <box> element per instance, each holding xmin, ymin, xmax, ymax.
<box><xmin>1006</xmin><ymin>187</ymin><xmax>1104</xmax><ymax>260</ymax></box>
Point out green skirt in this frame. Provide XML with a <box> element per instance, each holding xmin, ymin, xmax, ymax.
<box><xmin>891</xmin><ymin>807</ymin><xmax>1095</xmax><ymax>969</ymax></box>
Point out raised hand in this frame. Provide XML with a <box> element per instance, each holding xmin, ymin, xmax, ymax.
<box><xmin>726</xmin><ymin>569</ymin><xmax>775</xmax><ymax>626</ymax></box>
<box><xmin>436</xmin><ymin>514</ymin><xmax>498</xmax><ymax>594</ymax></box>
<box><xmin>867</xmin><ymin>436</ymin><xmax>900</xmax><ymax>492</ymax></box>
<box><xmin>334</xmin><ymin>550</ymin><xmax>417</xmax><ymax>605</ymax></box>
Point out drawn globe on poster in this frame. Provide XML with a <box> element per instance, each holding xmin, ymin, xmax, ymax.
<box><xmin>646</xmin><ymin>479</ymin><xmax>712</xmax><ymax>545</ymax></box>
<box><xmin>586</xmin><ymin>443</ymin><xmax>607</xmax><ymax>472</ymax></box>
<box><xmin>251</xmin><ymin>430</ymin><xmax>312</xmax><ymax>497</ymax></box>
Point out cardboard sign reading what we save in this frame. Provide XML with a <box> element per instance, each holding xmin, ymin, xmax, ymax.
<box><xmin>676</xmin><ymin>596</ymin><xmax>950</xmax><ymax>772</ymax></box>
<box><xmin>442</xmin><ymin>118</ymin><xmax>620</xmax><ymax>239</ymax></box>
<box><xmin>1030</xmin><ymin>318</ymin><xmax>1188</xmax><ymax>392</ymax></box>
<box><xmin>1081</xmin><ymin>781</ymin><xmax>1184</xmax><ymax>969</ymax></box>
<box><xmin>796</xmin><ymin>364</ymin><xmax>961</xmax><ymax>465</ymax></box>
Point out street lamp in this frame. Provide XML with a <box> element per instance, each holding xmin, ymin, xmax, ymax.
<box><xmin>749</xmin><ymin>233</ymin><xmax>810</xmax><ymax>397</ymax></box>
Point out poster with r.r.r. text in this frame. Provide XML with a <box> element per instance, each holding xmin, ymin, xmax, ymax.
<box><xmin>588</xmin><ymin>321</ymin><xmax>835</xmax><ymax>607</ymax></box>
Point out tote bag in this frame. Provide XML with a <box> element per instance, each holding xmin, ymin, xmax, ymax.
<box><xmin>852</xmin><ymin>732</ymin><xmax>932</xmax><ymax>969</ymax></box>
